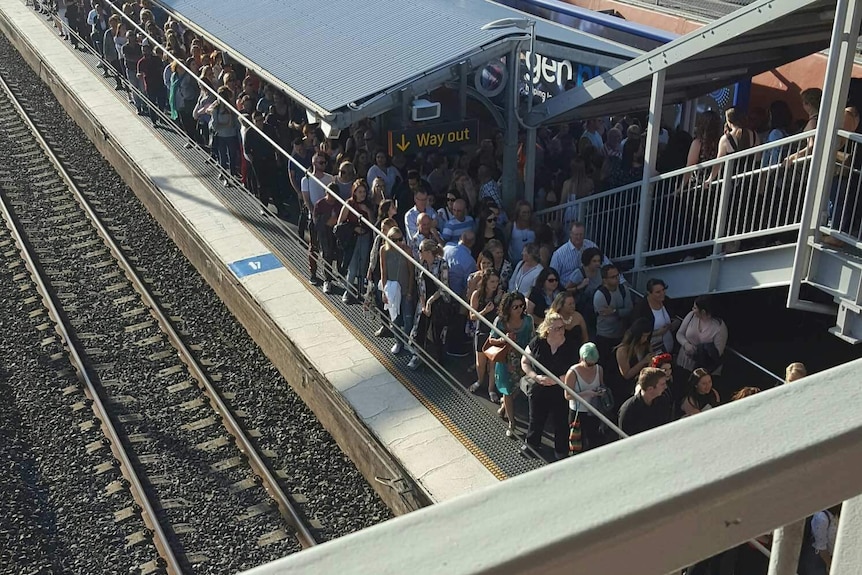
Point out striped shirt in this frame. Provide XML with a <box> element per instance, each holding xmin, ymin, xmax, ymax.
<box><xmin>441</xmin><ymin>216</ymin><xmax>475</xmax><ymax>245</ymax></box>
<box><xmin>550</xmin><ymin>239</ymin><xmax>600</xmax><ymax>288</ymax></box>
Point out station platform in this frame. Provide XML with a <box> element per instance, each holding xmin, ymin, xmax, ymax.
<box><xmin>0</xmin><ymin>0</ymin><xmax>545</xmax><ymax>512</ymax></box>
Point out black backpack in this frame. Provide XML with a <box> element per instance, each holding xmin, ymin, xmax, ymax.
<box><xmin>597</xmin><ymin>284</ymin><xmax>626</xmax><ymax>306</ymax></box>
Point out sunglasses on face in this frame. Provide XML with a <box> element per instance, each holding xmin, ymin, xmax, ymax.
<box><xmin>512</xmin><ymin>303</ymin><xmax>524</xmax><ymax>309</ymax></box>
<box><xmin>486</xmin><ymin>217</ymin><xmax>497</xmax><ymax>223</ymax></box>
<box><xmin>447</xmin><ymin>197</ymin><xmax>456</xmax><ymax>202</ymax></box>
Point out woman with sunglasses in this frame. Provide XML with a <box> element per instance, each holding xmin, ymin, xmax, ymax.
<box><xmin>337</xmin><ymin>179</ymin><xmax>374</xmax><ymax>304</ymax></box>
<box><xmin>468</xmin><ymin>269</ymin><xmax>504</xmax><ymax>401</ymax></box>
<box><xmin>436</xmin><ymin>189</ymin><xmax>460</xmax><ymax>225</ymax></box>
<box><xmin>526</xmin><ymin>267</ymin><xmax>562</xmax><ymax>326</ymax></box>
<box><xmin>473</xmin><ymin>206</ymin><xmax>506</xmax><ymax>259</ymax></box>
<box><xmin>520</xmin><ymin>312</ymin><xmax>577</xmax><ymax>460</ymax></box>
<box><xmin>407</xmin><ymin>239</ymin><xmax>451</xmax><ymax>370</ymax></box>
<box><xmin>488</xmin><ymin>291</ymin><xmax>534</xmax><ymax>438</ymax></box>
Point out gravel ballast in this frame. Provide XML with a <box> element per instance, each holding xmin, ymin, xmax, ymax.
<box><xmin>0</xmin><ymin>18</ymin><xmax>393</xmax><ymax>575</ymax></box>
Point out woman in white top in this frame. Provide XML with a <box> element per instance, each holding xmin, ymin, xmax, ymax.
<box><xmin>366</xmin><ymin>151</ymin><xmax>401</xmax><ymax>193</ymax></box>
<box><xmin>637</xmin><ymin>278</ymin><xmax>680</xmax><ymax>354</ymax></box>
<box><xmin>506</xmin><ymin>200</ymin><xmax>536</xmax><ymax>264</ymax></box>
<box><xmin>509</xmin><ymin>243</ymin><xmax>543</xmax><ymax>296</ymax></box>
<box><xmin>676</xmin><ymin>295</ymin><xmax>728</xmax><ymax>375</ymax></box>
<box><xmin>564</xmin><ymin>342</ymin><xmax>605</xmax><ymax>452</ymax></box>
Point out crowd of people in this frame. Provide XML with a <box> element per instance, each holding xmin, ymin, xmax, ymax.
<box><xmin>49</xmin><ymin>4</ymin><xmax>849</xmax><ymax>570</ymax></box>
<box><xmin>52</xmin><ymin>0</ymin><xmax>847</xmax><ymax>453</ymax></box>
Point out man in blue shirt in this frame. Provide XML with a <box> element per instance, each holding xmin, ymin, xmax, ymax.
<box><xmin>443</xmin><ymin>230</ymin><xmax>476</xmax><ymax>299</ymax></box>
<box><xmin>441</xmin><ymin>199</ymin><xmax>475</xmax><ymax>246</ymax></box>
<box><xmin>443</xmin><ymin>230</ymin><xmax>476</xmax><ymax>356</ymax></box>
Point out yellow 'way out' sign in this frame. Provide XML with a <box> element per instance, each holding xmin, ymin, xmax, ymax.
<box><xmin>387</xmin><ymin>119</ymin><xmax>479</xmax><ymax>156</ymax></box>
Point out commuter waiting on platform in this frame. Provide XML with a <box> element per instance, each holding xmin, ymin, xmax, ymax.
<box><xmin>520</xmin><ymin>312</ymin><xmax>577</xmax><ymax>460</ymax></box>
<box><xmin>404</xmin><ymin>187</ymin><xmax>436</xmax><ymax>243</ymax></box>
<box><xmin>408</xmin><ymin>239</ymin><xmax>451</xmax><ymax>370</ymax></box>
<box><xmin>569</xmin><ymin>246</ymin><xmax>604</xmax><ymax>332</ymax></box>
<box><xmin>489</xmin><ymin>291</ymin><xmax>534</xmax><ymax>439</ymax></box>
<box><xmin>313</xmin><ymin>183</ymin><xmax>342</xmax><ymax>295</ymax></box>
<box><xmin>441</xmin><ymin>199</ymin><xmax>474</xmax><ymax>246</ymax></box>
<box><xmin>337</xmin><ymin>179</ymin><xmax>374</xmax><ymax>304</ymax></box>
<box><xmin>484</xmin><ymin>239</ymin><xmax>512</xmax><ymax>288</ymax></box>
<box><xmin>526</xmin><ymin>267</ymin><xmax>561</xmax><ymax>324</ymax></box>
<box><xmin>365</xmin><ymin>217</ymin><xmax>399</xmax><ymax>338</ymax></box>
<box><xmin>207</xmin><ymin>85</ymin><xmax>240</xmax><ymax>183</ymax></box>
<box><xmin>136</xmin><ymin>42</ymin><xmax>167</xmax><ymax>127</ymax></box>
<box><xmin>613</xmin><ymin>318</ymin><xmax>656</xmax><ymax>404</ymax></box>
<box><xmin>509</xmin><ymin>242</ymin><xmax>544</xmax><ymax>296</ymax></box>
<box><xmin>302</xmin><ymin>152</ymin><xmax>334</xmax><ymax>284</ymax></box>
<box><xmin>547</xmin><ymin>291</ymin><xmax>588</xmax><ymax>348</ymax></box>
<box><xmin>593</xmin><ymin>264</ymin><xmax>633</xmax><ymax>373</ymax></box>
<box><xmin>676</xmin><ymin>295</ymin><xmax>728</xmax><ymax>379</ymax></box>
<box><xmin>550</xmin><ymin>221</ymin><xmax>609</xmax><ymax>291</ymax></box>
<box><xmin>618</xmin><ymin>367</ymin><xmax>671</xmax><ymax>436</ymax></box>
<box><xmin>785</xmin><ymin>361</ymin><xmax>808</xmax><ymax>383</ymax></box>
<box><xmin>680</xmin><ymin>368</ymin><xmax>721</xmax><ymax>417</ymax></box>
<box><xmin>634</xmin><ymin>278</ymin><xmax>680</xmax><ymax>354</ymax></box>
<box><xmin>507</xmin><ymin>201</ymin><xmax>536</xmax><ymax>265</ymax></box>
<box><xmin>564</xmin><ymin>342</ymin><xmax>605</xmax><ymax>453</ymax></box>
<box><xmin>379</xmin><ymin>227</ymin><xmax>414</xmax><ymax>355</ymax></box>
<box><xmin>468</xmin><ymin>269</ymin><xmax>503</xmax><ymax>400</ymax></box>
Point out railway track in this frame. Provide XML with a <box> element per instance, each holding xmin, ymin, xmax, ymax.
<box><xmin>0</xmin><ymin>71</ymin><xmax>317</xmax><ymax>574</ymax></box>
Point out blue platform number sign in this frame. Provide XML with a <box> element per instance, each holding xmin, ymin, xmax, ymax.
<box><xmin>228</xmin><ymin>253</ymin><xmax>283</xmax><ymax>279</ymax></box>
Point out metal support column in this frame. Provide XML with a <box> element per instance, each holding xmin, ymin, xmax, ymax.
<box><xmin>787</xmin><ymin>0</ymin><xmax>862</xmax><ymax>310</ymax></box>
<box><xmin>634</xmin><ymin>69</ymin><xmax>665</xmax><ymax>272</ymax></box>
<box><xmin>767</xmin><ymin>520</ymin><xmax>804</xmax><ymax>575</ymax></box>
<box><xmin>831</xmin><ymin>495</ymin><xmax>862</xmax><ymax>575</ymax></box>
<box><xmin>501</xmin><ymin>47</ymin><xmax>519</xmax><ymax>207</ymax></box>
<box><xmin>459</xmin><ymin>61</ymin><xmax>468</xmax><ymax>121</ymax></box>
<box><xmin>522</xmin><ymin>25</ymin><xmax>537</xmax><ymax>207</ymax></box>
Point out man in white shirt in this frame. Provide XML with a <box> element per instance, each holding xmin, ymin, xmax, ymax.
<box><xmin>300</xmin><ymin>152</ymin><xmax>334</xmax><ymax>284</ymax></box>
<box><xmin>404</xmin><ymin>189</ymin><xmax>436</xmax><ymax>243</ymax></box>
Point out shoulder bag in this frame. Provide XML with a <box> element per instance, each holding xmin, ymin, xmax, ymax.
<box><xmin>482</xmin><ymin>337</ymin><xmax>510</xmax><ymax>363</ymax></box>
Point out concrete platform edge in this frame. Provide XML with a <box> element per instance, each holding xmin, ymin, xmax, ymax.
<box><xmin>0</xmin><ymin>7</ymin><xmax>434</xmax><ymax>515</ymax></box>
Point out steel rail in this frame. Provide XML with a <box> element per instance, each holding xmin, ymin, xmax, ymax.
<box><xmin>0</xmin><ymin>72</ymin><xmax>317</xmax><ymax>549</ymax></box>
<box><xmin>0</xmin><ymin>85</ymin><xmax>183</xmax><ymax>575</ymax></box>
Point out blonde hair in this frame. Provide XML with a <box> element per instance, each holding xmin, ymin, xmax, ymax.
<box><xmin>537</xmin><ymin>311</ymin><xmax>565</xmax><ymax>339</ymax></box>
<box><xmin>785</xmin><ymin>362</ymin><xmax>807</xmax><ymax>383</ymax></box>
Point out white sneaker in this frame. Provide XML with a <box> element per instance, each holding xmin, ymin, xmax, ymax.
<box><xmin>391</xmin><ymin>341</ymin><xmax>402</xmax><ymax>354</ymax></box>
<box><xmin>468</xmin><ymin>381</ymin><xmax>481</xmax><ymax>393</ymax></box>
<box><xmin>323</xmin><ymin>281</ymin><xmax>333</xmax><ymax>294</ymax></box>
<box><xmin>407</xmin><ymin>355</ymin><xmax>420</xmax><ymax>370</ymax></box>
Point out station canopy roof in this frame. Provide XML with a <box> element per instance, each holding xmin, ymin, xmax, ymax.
<box><xmin>155</xmin><ymin>0</ymin><xmax>641</xmax><ymax>128</ymax></box>
<box><xmin>526</xmin><ymin>0</ymin><xmax>841</xmax><ymax>125</ymax></box>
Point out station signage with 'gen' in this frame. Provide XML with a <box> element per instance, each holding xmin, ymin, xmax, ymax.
<box><xmin>387</xmin><ymin>119</ymin><xmax>479</xmax><ymax>156</ymax></box>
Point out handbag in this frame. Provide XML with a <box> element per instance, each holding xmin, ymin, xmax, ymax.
<box><xmin>482</xmin><ymin>338</ymin><xmax>510</xmax><ymax>363</ymax></box>
<box><xmin>591</xmin><ymin>386</ymin><xmax>615</xmax><ymax>415</ymax></box>
<box><xmin>693</xmin><ymin>341</ymin><xmax>722</xmax><ymax>373</ymax></box>
<box><xmin>568</xmin><ymin>413</ymin><xmax>582</xmax><ymax>455</ymax></box>
<box><xmin>333</xmin><ymin>221</ymin><xmax>355</xmax><ymax>249</ymax></box>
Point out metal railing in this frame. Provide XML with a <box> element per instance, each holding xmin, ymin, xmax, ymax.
<box><xmin>537</xmin><ymin>131</ymin><xmax>813</xmax><ymax>264</ymax></box>
<box><xmin>237</xmin><ymin>358</ymin><xmax>862</xmax><ymax>575</ymax></box>
<box><xmin>821</xmin><ymin>130</ymin><xmax>862</xmax><ymax>248</ymax></box>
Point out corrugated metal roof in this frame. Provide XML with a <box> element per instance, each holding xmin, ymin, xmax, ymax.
<box><xmin>157</xmin><ymin>0</ymin><xmax>640</xmax><ymax>115</ymax></box>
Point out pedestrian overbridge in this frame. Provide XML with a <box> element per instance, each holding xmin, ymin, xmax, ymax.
<box><xmin>532</xmin><ymin>0</ymin><xmax>862</xmax><ymax>343</ymax></box>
